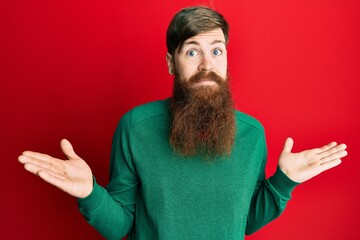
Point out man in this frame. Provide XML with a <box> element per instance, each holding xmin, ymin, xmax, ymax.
<box><xmin>18</xmin><ymin>6</ymin><xmax>347</xmax><ymax>240</ymax></box>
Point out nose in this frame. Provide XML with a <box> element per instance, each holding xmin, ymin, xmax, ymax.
<box><xmin>198</xmin><ymin>54</ymin><xmax>214</xmax><ymax>72</ymax></box>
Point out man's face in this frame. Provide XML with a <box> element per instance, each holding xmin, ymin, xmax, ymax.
<box><xmin>167</xmin><ymin>28</ymin><xmax>227</xmax><ymax>88</ymax></box>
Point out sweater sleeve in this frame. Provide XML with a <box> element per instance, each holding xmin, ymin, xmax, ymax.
<box><xmin>245</xmin><ymin>132</ymin><xmax>299</xmax><ymax>235</ymax></box>
<box><xmin>77</xmin><ymin>112</ymin><xmax>138</xmax><ymax>240</ymax></box>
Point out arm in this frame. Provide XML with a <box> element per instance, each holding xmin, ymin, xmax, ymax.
<box><xmin>78</xmin><ymin>115</ymin><xmax>139</xmax><ymax>239</ymax></box>
<box><xmin>18</xmin><ymin>115</ymin><xmax>138</xmax><ymax>239</ymax></box>
<box><xmin>245</xmin><ymin>136</ymin><xmax>298</xmax><ymax>234</ymax></box>
<box><xmin>246</xmin><ymin>137</ymin><xmax>347</xmax><ymax>234</ymax></box>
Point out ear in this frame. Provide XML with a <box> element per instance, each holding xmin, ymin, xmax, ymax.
<box><xmin>166</xmin><ymin>53</ymin><xmax>175</xmax><ymax>75</ymax></box>
<box><xmin>166</xmin><ymin>52</ymin><xmax>173</xmax><ymax>69</ymax></box>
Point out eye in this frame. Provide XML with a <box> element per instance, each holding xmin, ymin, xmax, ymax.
<box><xmin>212</xmin><ymin>48</ymin><xmax>223</xmax><ymax>56</ymax></box>
<box><xmin>186</xmin><ymin>49</ymin><xmax>199</xmax><ymax>57</ymax></box>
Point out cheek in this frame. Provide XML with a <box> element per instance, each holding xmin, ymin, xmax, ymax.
<box><xmin>176</xmin><ymin>60</ymin><xmax>199</xmax><ymax>81</ymax></box>
<box><xmin>217</xmin><ymin>60</ymin><xmax>228</xmax><ymax>79</ymax></box>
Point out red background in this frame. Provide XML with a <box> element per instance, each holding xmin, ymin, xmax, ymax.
<box><xmin>2</xmin><ymin>0</ymin><xmax>359</xmax><ymax>239</ymax></box>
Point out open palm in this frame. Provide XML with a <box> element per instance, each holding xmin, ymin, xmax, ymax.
<box><xmin>279</xmin><ymin>138</ymin><xmax>348</xmax><ymax>183</ymax></box>
<box><xmin>18</xmin><ymin>139</ymin><xmax>93</xmax><ymax>198</ymax></box>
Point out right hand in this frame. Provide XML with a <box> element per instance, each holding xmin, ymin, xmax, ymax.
<box><xmin>18</xmin><ymin>139</ymin><xmax>93</xmax><ymax>198</ymax></box>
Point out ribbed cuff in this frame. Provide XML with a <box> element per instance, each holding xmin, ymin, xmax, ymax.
<box><xmin>77</xmin><ymin>177</ymin><xmax>105</xmax><ymax>212</ymax></box>
<box><xmin>268</xmin><ymin>166</ymin><xmax>300</xmax><ymax>199</ymax></box>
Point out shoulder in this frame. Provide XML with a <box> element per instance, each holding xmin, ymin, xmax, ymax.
<box><xmin>234</xmin><ymin>110</ymin><xmax>264</xmax><ymax>133</ymax></box>
<box><xmin>119</xmin><ymin>99</ymin><xmax>170</xmax><ymax>130</ymax></box>
<box><xmin>234</xmin><ymin>110</ymin><xmax>267</xmax><ymax>154</ymax></box>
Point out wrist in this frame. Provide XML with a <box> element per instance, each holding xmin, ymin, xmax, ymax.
<box><xmin>268</xmin><ymin>166</ymin><xmax>300</xmax><ymax>198</ymax></box>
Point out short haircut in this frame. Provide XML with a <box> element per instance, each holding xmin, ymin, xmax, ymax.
<box><xmin>166</xmin><ymin>6</ymin><xmax>229</xmax><ymax>56</ymax></box>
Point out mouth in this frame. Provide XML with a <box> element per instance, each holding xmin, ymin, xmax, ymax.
<box><xmin>192</xmin><ymin>79</ymin><xmax>218</xmax><ymax>87</ymax></box>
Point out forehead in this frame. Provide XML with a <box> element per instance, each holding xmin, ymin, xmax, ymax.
<box><xmin>184</xmin><ymin>28</ymin><xmax>225</xmax><ymax>45</ymax></box>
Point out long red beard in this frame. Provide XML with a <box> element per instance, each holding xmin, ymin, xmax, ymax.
<box><xmin>169</xmin><ymin>71</ymin><xmax>236</xmax><ymax>160</ymax></box>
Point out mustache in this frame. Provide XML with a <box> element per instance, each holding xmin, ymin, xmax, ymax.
<box><xmin>187</xmin><ymin>71</ymin><xmax>225</xmax><ymax>86</ymax></box>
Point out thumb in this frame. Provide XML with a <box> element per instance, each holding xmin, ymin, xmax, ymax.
<box><xmin>60</xmin><ymin>139</ymin><xmax>80</xmax><ymax>160</ymax></box>
<box><xmin>283</xmin><ymin>137</ymin><xmax>294</xmax><ymax>153</ymax></box>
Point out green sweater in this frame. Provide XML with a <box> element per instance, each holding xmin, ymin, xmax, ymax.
<box><xmin>78</xmin><ymin>99</ymin><xmax>298</xmax><ymax>240</ymax></box>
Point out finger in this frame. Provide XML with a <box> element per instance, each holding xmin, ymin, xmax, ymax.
<box><xmin>318</xmin><ymin>143</ymin><xmax>347</xmax><ymax>159</ymax></box>
<box><xmin>20</xmin><ymin>151</ymin><xmax>55</xmax><ymax>164</ymax></box>
<box><xmin>320</xmin><ymin>150</ymin><xmax>348</xmax><ymax>164</ymax></box>
<box><xmin>318</xmin><ymin>158</ymin><xmax>342</xmax><ymax>172</ymax></box>
<box><xmin>18</xmin><ymin>155</ymin><xmax>64</xmax><ymax>174</ymax></box>
<box><xmin>317</xmin><ymin>142</ymin><xmax>337</xmax><ymax>154</ymax></box>
<box><xmin>23</xmin><ymin>162</ymin><xmax>47</xmax><ymax>175</ymax></box>
<box><xmin>37</xmin><ymin>170</ymin><xmax>69</xmax><ymax>193</ymax></box>
<box><xmin>60</xmin><ymin>139</ymin><xmax>80</xmax><ymax>160</ymax></box>
<box><xmin>282</xmin><ymin>137</ymin><xmax>294</xmax><ymax>153</ymax></box>
<box><xmin>23</xmin><ymin>162</ymin><xmax>67</xmax><ymax>180</ymax></box>
<box><xmin>18</xmin><ymin>155</ymin><xmax>64</xmax><ymax>169</ymax></box>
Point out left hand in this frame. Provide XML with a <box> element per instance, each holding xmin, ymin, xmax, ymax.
<box><xmin>278</xmin><ymin>138</ymin><xmax>348</xmax><ymax>183</ymax></box>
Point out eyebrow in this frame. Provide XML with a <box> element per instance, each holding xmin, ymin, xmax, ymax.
<box><xmin>184</xmin><ymin>39</ymin><xmax>226</xmax><ymax>46</ymax></box>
